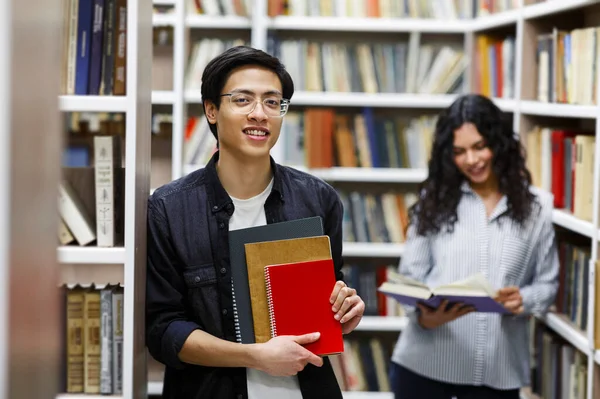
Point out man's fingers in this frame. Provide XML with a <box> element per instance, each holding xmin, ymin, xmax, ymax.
<box><xmin>329</xmin><ymin>281</ymin><xmax>345</xmax><ymax>305</ymax></box>
<box><xmin>305</xmin><ymin>352</ymin><xmax>323</xmax><ymax>368</ymax></box>
<box><xmin>332</xmin><ymin>286</ymin><xmax>355</xmax><ymax>313</ymax></box>
<box><xmin>335</xmin><ymin>293</ymin><xmax>356</xmax><ymax>320</ymax></box>
<box><xmin>339</xmin><ymin>299</ymin><xmax>364</xmax><ymax>323</ymax></box>
<box><xmin>292</xmin><ymin>332</ymin><xmax>321</xmax><ymax>345</ymax></box>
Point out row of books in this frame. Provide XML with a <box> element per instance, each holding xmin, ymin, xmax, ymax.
<box><xmin>474</xmin><ymin>35</ymin><xmax>516</xmax><ymax>99</ymax></box>
<box><xmin>61</xmin><ymin>0</ymin><xmax>127</xmax><ymax>96</ymax></box>
<box><xmin>185</xmin><ymin>38</ymin><xmax>247</xmax><ymax>91</ymax></box>
<box><xmin>536</xmin><ymin>26</ymin><xmax>600</xmax><ymax>106</ymax></box>
<box><xmin>530</xmin><ymin>321</ymin><xmax>587</xmax><ymax>399</ymax></box>
<box><xmin>526</xmin><ymin>128</ymin><xmax>596</xmax><ymax>222</ymax></box>
<box><xmin>555</xmin><ymin>238</ymin><xmax>591</xmax><ymax>333</ymax></box>
<box><xmin>61</xmin><ymin>284</ymin><xmax>124</xmax><ymax>395</ymax></box>
<box><xmin>269</xmin><ymin>36</ymin><xmax>467</xmax><ymax>95</ymax></box>
<box><xmin>339</xmin><ymin>191</ymin><xmax>418</xmax><ymax>244</ymax></box>
<box><xmin>343</xmin><ymin>265</ymin><xmax>405</xmax><ymax>317</ymax></box>
<box><xmin>267</xmin><ymin>0</ymin><xmax>517</xmax><ymax>19</ymax></box>
<box><xmin>60</xmin><ymin>135</ymin><xmax>124</xmax><ymax>248</ymax></box>
<box><xmin>331</xmin><ymin>337</ymin><xmax>392</xmax><ymax>392</ymax></box>
<box><xmin>187</xmin><ymin>0</ymin><xmax>252</xmax><ymax>16</ymax></box>
<box><xmin>282</xmin><ymin>108</ymin><xmax>435</xmax><ymax>169</ymax></box>
<box><xmin>184</xmin><ymin>116</ymin><xmax>217</xmax><ymax>166</ymax></box>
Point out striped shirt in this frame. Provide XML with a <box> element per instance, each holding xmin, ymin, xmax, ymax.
<box><xmin>391</xmin><ymin>182</ymin><xmax>559</xmax><ymax>390</ymax></box>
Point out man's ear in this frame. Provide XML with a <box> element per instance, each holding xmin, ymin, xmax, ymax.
<box><xmin>204</xmin><ymin>100</ymin><xmax>218</xmax><ymax>124</ymax></box>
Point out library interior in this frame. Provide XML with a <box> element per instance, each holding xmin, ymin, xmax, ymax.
<box><xmin>7</xmin><ymin>0</ymin><xmax>600</xmax><ymax>398</ymax></box>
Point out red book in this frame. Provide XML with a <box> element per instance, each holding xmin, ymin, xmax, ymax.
<box><xmin>265</xmin><ymin>258</ymin><xmax>344</xmax><ymax>356</ymax></box>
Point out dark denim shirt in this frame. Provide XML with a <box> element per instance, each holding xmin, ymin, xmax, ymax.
<box><xmin>146</xmin><ymin>151</ymin><xmax>345</xmax><ymax>399</ymax></box>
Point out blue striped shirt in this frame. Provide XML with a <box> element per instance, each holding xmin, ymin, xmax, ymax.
<box><xmin>391</xmin><ymin>183</ymin><xmax>559</xmax><ymax>390</ymax></box>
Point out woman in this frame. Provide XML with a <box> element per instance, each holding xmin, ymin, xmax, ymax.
<box><xmin>389</xmin><ymin>94</ymin><xmax>559</xmax><ymax>399</ymax></box>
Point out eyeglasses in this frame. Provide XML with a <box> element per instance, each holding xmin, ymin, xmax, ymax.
<box><xmin>220</xmin><ymin>93</ymin><xmax>290</xmax><ymax>117</ymax></box>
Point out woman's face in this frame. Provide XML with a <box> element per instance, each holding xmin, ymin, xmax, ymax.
<box><xmin>452</xmin><ymin>123</ymin><xmax>494</xmax><ymax>186</ymax></box>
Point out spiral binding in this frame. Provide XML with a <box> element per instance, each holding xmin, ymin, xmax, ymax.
<box><xmin>265</xmin><ymin>267</ymin><xmax>277</xmax><ymax>338</ymax></box>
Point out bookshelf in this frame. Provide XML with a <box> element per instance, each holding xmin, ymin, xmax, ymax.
<box><xmin>58</xmin><ymin>0</ymin><xmax>152</xmax><ymax>397</ymax></box>
<box><xmin>146</xmin><ymin>0</ymin><xmax>600</xmax><ymax>397</ymax></box>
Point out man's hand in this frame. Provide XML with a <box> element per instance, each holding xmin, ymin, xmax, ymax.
<box><xmin>330</xmin><ymin>281</ymin><xmax>365</xmax><ymax>334</ymax></box>
<box><xmin>253</xmin><ymin>333</ymin><xmax>323</xmax><ymax>377</ymax></box>
<box><xmin>495</xmin><ymin>286</ymin><xmax>524</xmax><ymax>315</ymax></box>
<box><xmin>416</xmin><ymin>300</ymin><xmax>474</xmax><ymax>329</ymax></box>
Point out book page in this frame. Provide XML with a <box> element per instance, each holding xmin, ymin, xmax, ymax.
<box><xmin>432</xmin><ymin>273</ymin><xmax>497</xmax><ymax>297</ymax></box>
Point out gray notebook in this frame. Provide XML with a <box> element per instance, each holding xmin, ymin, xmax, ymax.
<box><xmin>229</xmin><ymin>216</ymin><xmax>324</xmax><ymax>344</ymax></box>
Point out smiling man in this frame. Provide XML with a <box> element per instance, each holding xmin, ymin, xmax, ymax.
<box><xmin>145</xmin><ymin>46</ymin><xmax>365</xmax><ymax>399</ymax></box>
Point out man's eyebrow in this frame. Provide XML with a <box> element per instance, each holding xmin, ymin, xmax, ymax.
<box><xmin>229</xmin><ymin>88</ymin><xmax>282</xmax><ymax>96</ymax></box>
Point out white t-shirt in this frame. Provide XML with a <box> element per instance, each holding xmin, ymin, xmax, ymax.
<box><xmin>228</xmin><ymin>178</ymin><xmax>303</xmax><ymax>399</ymax></box>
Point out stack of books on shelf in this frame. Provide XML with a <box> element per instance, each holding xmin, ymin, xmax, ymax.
<box><xmin>61</xmin><ymin>284</ymin><xmax>124</xmax><ymax>395</ymax></box>
<box><xmin>60</xmin><ymin>116</ymin><xmax>125</xmax><ymax>248</ymax></box>
<box><xmin>61</xmin><ymin>0</ymin><xmax>128</xmax><ymax>96</ymax></box>
<box><xmin>269</xmin><ymin>35</ymin><xmax>467</xmax><ymax>95</ymax></box>
<box><xmin>281</xmin><ymin>109</ymin><xmax>435</xmax><ymax>170</ymax></box>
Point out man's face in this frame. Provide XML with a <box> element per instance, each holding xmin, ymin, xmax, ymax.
<box><xmin>205</xmin><ymin>65</ymin><xmax>284</xmax><ymax>161</ymax></box>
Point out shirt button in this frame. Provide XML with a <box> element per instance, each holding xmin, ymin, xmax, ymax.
<box><xmin>222</xmin><ymin>308</ymin><xmax>228</xmax><ymax>316</ymax></box>
<box><xmin>220</xmin><ymin>267</ymin><xmax>227</xmax><ymax>275</ymax></box>
<box><xmin>237</xmin><ymin>395</ymin><xmax>243</xmax><ymax>399</ymax></box>
<box><xmin>219</xmin><ymin>222</ymin><xmax>225</xmax><ymax>229</ymax></box>
<box><xmin>194</xmin><ymin>276</ymin><xmax>201</xmax><ymax>283</ymax></box>
<box><xmin>213</xmin><ymin>205</ymin><xmax>218</xmax><ymax>210</ymax></box>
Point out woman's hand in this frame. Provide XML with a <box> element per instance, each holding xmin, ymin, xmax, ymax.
<box><xmin>495</xmin><ymin>286</ymin><xmax>524</xmax><ymax>315</ymax></box>
<box><xmin>416</xmin><ymin>300</ymin><xmax>474</xmax><ymax>329</ymax></box>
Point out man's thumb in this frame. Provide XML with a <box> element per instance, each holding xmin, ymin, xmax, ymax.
<box><xmin>292</xmin><ymin>332</ymin><xmax>320</xmax><ymax>345</ymax></box>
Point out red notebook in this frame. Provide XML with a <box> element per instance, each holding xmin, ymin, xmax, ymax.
<box><xmin>265</xmin><ymin>258</ymin><xmax>344</xmax><ymax>356</ymax></box>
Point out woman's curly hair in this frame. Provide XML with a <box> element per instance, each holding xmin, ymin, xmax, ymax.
<box><xmin>411</xmin><ymin>94</ymin><xmax>535</xmax><ymax>236</ymax></box>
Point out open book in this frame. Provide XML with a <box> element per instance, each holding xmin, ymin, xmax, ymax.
<box><xmin>378</xmin><ymin>272</ymin><xmax>510</xmax><ymax>314</ymax></box>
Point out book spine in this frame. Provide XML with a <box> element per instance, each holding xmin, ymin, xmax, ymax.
<box><xmin>100</xmin><ymin>288</ymin><xmax>113</xmax><ymax>394</ymax></box>
<box><xmin>265</xmin><ymin>267</ymin><xmax>277</xmax><ymax>338</ymax></box>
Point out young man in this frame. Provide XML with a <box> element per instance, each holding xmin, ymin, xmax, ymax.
<box><xmin>145</xmin><ymin>46</ymin><xmax>365</xmax><ymax>399</ymax></box>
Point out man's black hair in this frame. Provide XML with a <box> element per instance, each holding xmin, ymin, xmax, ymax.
<box><xmin>200</xmin><ymin>45</ymin><xmax>295</xmax><ymax>140</ymax></box>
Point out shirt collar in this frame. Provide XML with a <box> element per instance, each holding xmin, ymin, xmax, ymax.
<box><xmin>204</xmin><ymin>151</ymin><xmax>285</xmax><ymax>214</ymax></box>
<box><xmin>460</xmin><ymin>180</ymin><xmax>508</xmax><ymax>221</ymax></box>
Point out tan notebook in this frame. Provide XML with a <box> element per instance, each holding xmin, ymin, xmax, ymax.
<box><xmin>244</xmin><ymin>236</ymin><xmax>332</xmax><ymax>343</ymax></box>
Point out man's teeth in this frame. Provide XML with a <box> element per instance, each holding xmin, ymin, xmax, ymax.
<box><xmin>245</xmin><ymin>129</ymin><xmax>267</xmax><ymax>136</ymax></box>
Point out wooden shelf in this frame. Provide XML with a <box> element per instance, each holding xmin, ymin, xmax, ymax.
<box><xmin>354</xmin><ymin>316</ymin><xmax>408</xmax><ymax>332</ymax></box>
<box><xmin>552</xmin><ymin>209</ymin><xmax>596</xmax><ymax>238</ymax></box>
<box><xmin>520</xmin><ymin>100</ymin><xmax>598</xmax><ymax>118</ymax></box>
<box><xmin>470</xmin><ymin>8</ymin><xmax>520</xmax><ymax>31</ymax></box>
<box><xmin>523</xmin><ymin>0</ymin><xmax>600</xmax><ymax>20</ymax></box>
<box><xmin>59</xmin><ymin>95</ymin><xmax>128</xmax><ymax>113</ymax></box>
<box><xmin>343</xmin><ymin>242</ymin><xmax>404</xmax><ymax>258</ymax></box>
<box><xmin>539</xmin><ymin>313</ymin><xmax>589</xmax><ymax>355</ymax></box>
<box><xmin>186</xmin><ymin>14</ymin><xmax>251</xmax><ymax>29</ymax></box>
<box><xmin>56</xmin><ymin>395</ymin><xmax>122</xmax><ymax>399</ymax></box>
<box><xmin>57</xmin><ymin>247</ymin><xmax>126</xmax><ymax>264</ymax></box>
<box><xmin>152</xmin><ymin>13</ymin><xmax>176</xmax><ymax>27</ymax></box>
<box><xmin>152</xmin><ymin>90</ymin><xmax>175</xmax><ymax>104</ymax></box>
<box><xmin>268</xmin><ymin>16</ymin><xmax>468</xmax><ymax>33</ymax></box>
<box><xmin>311</xmin><ymin>167</ymin><xmax>427</xmax><ymax>183</ymax></box>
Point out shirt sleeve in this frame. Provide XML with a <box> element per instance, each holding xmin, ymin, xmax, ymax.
<box><xmin>324</xmin><ymin>190</ymin><xmax>345</xmax><ymax>282</ymax></box>
<box><xmin>520</xmin><ymin>209</ymin><xmax>560</xmax><ymax>316</ymax></box>
<box><xmin>146</xmin><ymin>198</ymin><xmax>201</xmax><ymax>370</ymax></box>
<box><xmin>398</xmin><ymin>220</ymin><xmax>434</xmax><ymax>323</ymax></box>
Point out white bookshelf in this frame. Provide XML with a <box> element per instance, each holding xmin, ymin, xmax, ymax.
<box><xmin>150</xmin><ymin>0</ymin><xmax>600</xmax><ymax>398</ymax></box>
<box><xmin>186</xmin><ymin>14</ymin><xmax>251</xmax><ymax>29</ymax></box>
<box><xmin>343</xmin><ymin>243</ymin><xmax>404</xmax><ymax>258</ymax></box>
<box><xmin>57</xmin><ymin>247</ymin><xmax>126</xmax><ymax>264</ymax></box>
<box><xmin>57</xmin><ymin>0</ymin><xmax>152</xmax><ymax>398</ymax></box>
<box><xmin>152</xmin><ymin>90</ymin><xmax>175</xmax><ymax>105</ymax></box>
<box><xmin>58</xmin><ymin>95</ymin><xmax>128</xmax><ymax>113</ymax></box>
<box><xmin>540</xmin><ymin>313</ymin><xmax>590</xmax><ymax>355</ymax></box>
<box><xmin>355</xmin><ymin>316</ymin><xmax>408</xmax><ymax>332</ymax></box>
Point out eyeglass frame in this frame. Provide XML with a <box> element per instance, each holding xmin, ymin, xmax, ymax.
<box><xmin>219</xmin><ymin>92</ymin><xmax>291</xmax><ymax>117</ymax></box>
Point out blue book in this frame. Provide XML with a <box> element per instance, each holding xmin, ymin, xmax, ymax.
<box><xmin>378</xmin><ymin>272</ymin><xmax>510</xmax><ymax>314</ymax></box>
<box><xmin>88</xmin><ymin>0</ymin><xmax>105</xmax><ymax>95</ymax></box>
<box><xmin>75</xmin><ymin>0</ymin><xmax>94</xmax><ymax>94</ymax></box>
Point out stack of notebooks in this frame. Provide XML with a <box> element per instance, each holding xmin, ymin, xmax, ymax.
<box><xmin>229</xmin><ymin>216</ymin><xmax>344</xmax><ymax>356</ymax></box>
